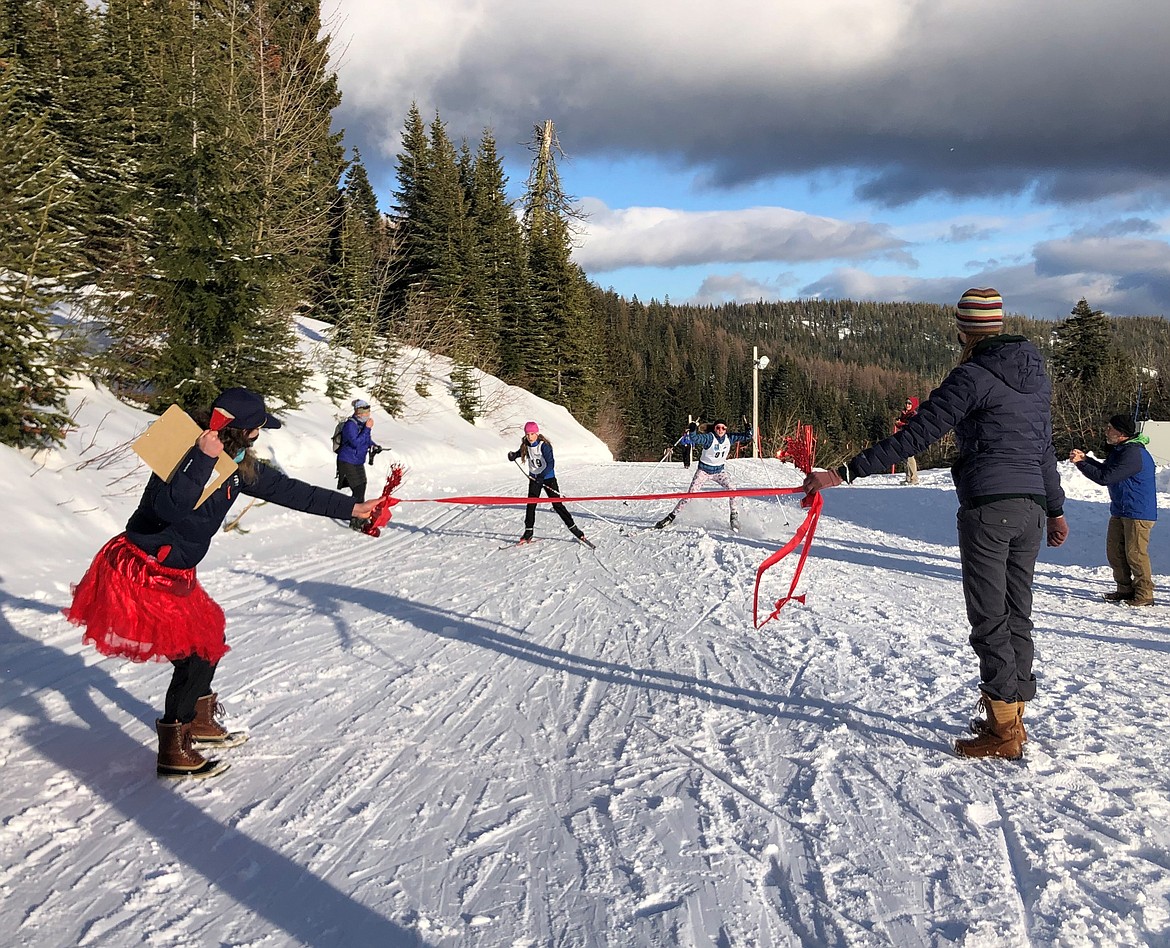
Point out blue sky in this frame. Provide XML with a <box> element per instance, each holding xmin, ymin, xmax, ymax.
<box><xmin>322</xmin><ymin>0</ymin><xmax>1170</xmax><ymax>319</ymax></box>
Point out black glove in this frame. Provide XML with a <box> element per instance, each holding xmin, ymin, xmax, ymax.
<box><xmin>507</xmin><ymin>450</ymin><xmax>518</xmax><ymax>461</ymax></box>
<box><xmin>367</xmin><ymin>444</ymin><xmax>384</xmax><ymax>465</ymax></box>
<box><xmin>688</xmin><ymin>422</ymin><xmax>698</xmax><ymax>433</ymax></box>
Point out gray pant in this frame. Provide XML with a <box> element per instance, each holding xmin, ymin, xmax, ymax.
<box><xmin>956</xmin><ymin>499</ymin><xmax>1044</xmax><ymax>703</ymax></box>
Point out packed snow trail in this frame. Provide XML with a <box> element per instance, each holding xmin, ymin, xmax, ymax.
<box><xmin>4</xmin><ymin>448</ymin><xmax>1170</xmax><ymax>945</ymax></box>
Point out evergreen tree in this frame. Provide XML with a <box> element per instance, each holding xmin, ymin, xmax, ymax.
<box><xmin>95</xmin><ymin>0</ymin><xmax>314</xmax><ymax>412</ymax></box>
<box><xmin>0</xmin><ymin>73</ymin><xmax>79</xmax><ymax>446</ymax></box>
<box><xmin>1049</xmin><ymin>298</ymin><xmax>1137</xmax><ymax>453</ymax></box>
<box><xmin>389</xmin><ymin>103</ymin><xmax>431</xmax><ymax>315</ymax></box>
<box><xmin>1</xmin><ymin>0</ymin><xmax>126</xmax><ymax>280</ymax></box>
<box><xmin>1050</xmin><ymin>298</ymin><xmax>1119</xmax><ymax>385</ymax></box>
<box><xmin>521</xmin><ymin>120</ymin><xmax>598</xmax><ymax>410</ymax></box>
<box><xmin>469</xmin><ymin>128</ymin><xmax>530</xmax><ymax>378</ymax></box>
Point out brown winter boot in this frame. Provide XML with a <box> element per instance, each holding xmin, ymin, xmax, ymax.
<box><xmin>189</xmin><ymin>693</ymin><xmax>249</xmax><ymax>748</ymax></box>
<box><xmin>955</xmin><ymin>697</ymin><xmax>1024</xmax><ymax>760</ymax></box>
<box><xmin>969</xmin><ymin>694</ymin><xmax>1028</xmax><ymax>744</ymax></box>
<box><xmin>156</xmin><ymin>720</ymin><xmax>229</xmax><ymax>778</ymax></box>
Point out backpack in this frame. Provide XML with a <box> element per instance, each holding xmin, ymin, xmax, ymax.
<box><xmin>331</xmin><ymin>420</ymin><xmax>345</xmax><ymax>454</ymax></box>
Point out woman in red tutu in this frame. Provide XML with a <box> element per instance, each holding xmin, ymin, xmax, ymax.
<box><xmin>66</xmin><ymin>388</ymin><xmax>380</xmax><ymax>778</ymax></box>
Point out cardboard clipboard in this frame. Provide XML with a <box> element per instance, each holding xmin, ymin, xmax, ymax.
<box><xmin>132</xmin><ymin>404</ymin><xmax>238</xmax><ymax>508</ymax></box>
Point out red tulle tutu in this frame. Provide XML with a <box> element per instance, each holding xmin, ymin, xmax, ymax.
<box><xmin>64</xmin><ymin>534</ymin><xmax>229</xmax><ymax>664</ymax></box>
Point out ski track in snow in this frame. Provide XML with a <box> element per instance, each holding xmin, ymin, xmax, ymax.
<box><xmin>4</xmin><ymin>452</ymin><xmax>1170</xmax><ymax>947</ymax></box>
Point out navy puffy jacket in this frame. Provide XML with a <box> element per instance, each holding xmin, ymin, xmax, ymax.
<box><xmin>126</xmin><ymin>447</ymin><xmax>355</xmax><ymax>568</ymax></box>
<box><xmin>846</xmin><ymin>336</ymin><xmax>1065</xmax><ymax>514</ymax></box>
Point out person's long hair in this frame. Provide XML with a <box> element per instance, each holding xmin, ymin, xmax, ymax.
<box><xmin>191</xmin><ymin>408</ymin><xmax>259</xmax><ymax>484</ymax></box>
<box><xmin>958</xmin><ymin>327</ymin><xmax>1003</xmax><ymax>365</ymax></box>
<box><xmin>520</xmin><ymin>433</ymin><xmax>551</xmax><ymax>459</ymax></box>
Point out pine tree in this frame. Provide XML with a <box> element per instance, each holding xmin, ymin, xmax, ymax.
<box><xmin>1051</xmin><ymin>298</ymin><xmax>1119</xmax><ymax>385</ymax></box>
<box><xmin>521</xmin><ymin>120</ymin><xmax>597</xmax><ymax>404</ymax></box>
<box><xmin>0</xmin><ymin>72</ymin><xmax>80</xmax><ymax>446</ymax></box>
<box><xmin>389</xmin><ymin>103</ymin><xmax>431</xmax><ymax>315</ymax></box>
<box><xmin>468</xmin><ymin>128</ymin><xmax>530</xmax><ymax>377</ymax></box>
<box><xmin>95</xmin><ymin>0</ymin><xmax>315</xmax><ymax>412</ymax></box>
<box><xmin>3</xmin><ymin>0</ymin><xmax>126</xmax><ymax>280</ymax></box>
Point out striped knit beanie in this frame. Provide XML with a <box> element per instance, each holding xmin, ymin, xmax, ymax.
<box><xmin>956</xmin><ymin>288</ymin><xmax>1004</xmax><ymax>332</ymax></box>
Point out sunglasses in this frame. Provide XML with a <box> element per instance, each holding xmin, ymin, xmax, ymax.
<box><xmin>714</xmin><ymin>425</ymin><xmax>727</xmax><ymax>431</ymax></box>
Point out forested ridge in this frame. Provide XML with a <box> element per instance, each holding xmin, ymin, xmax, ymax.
<box><xmin>4</xmin><ymin>0</ymin><xmax>1169</xmax><ymax>468</ymax></box>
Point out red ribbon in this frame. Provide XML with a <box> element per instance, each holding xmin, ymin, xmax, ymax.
<box><xmin>391</xmin><ymin>484</ymin><xmax>821</xmax><ymax>627</ymax></box>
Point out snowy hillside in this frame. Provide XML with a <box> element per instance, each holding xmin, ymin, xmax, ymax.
<box><xmin>2</xmin><ymin>325</ymin><xmax>1170</xmax><ymax>947</ymax></box>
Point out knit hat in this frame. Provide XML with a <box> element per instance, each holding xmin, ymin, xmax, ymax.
<box><xmin>210</xmin><ymin>388</ymin><xmax>281</xmax><ymax>431</ymax></box>
<box><xmin>956</xmin><ymin>288</ymin><xmax>1004</xmax><ymax>332</ymax></box>
<box><xmin>1109</xmin><ymin>413</ymin><xmax>1136</xmax><ymax>438</ymax></box>
<box><xmin>352</xmin><ymin>398</ymin><xmax>371</xmax><ymax>411</ymax></box>
<box><xmin>524</xmin><ymin>421</ymin><xmax>539</xmax><ymax>435</ymax></box>
<box><xmin>711</xmin><ymin>419</ymin><xmax>728</xmax><ymax>429</ymax></box>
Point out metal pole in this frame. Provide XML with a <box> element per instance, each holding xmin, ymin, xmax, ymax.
<box><xmin>752</xmin><ymin>346</ymin><xmax>760</xmax><ymax>458</ymax></box>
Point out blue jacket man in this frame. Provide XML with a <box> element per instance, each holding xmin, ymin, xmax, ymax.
<box><xmin>1071</xmin><ymin>414</ymin><xmax>1157</xmax><ymax>605</ymax></box>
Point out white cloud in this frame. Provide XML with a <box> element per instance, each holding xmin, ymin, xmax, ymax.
<box><xmin>575</xmin><ymin>200</ymin><xmax>911</xmax><ymax>271</ymax></box>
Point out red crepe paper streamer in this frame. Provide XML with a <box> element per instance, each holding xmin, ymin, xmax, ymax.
<box><xmin>360</xmin><ymin>464</ymin><xmax>405</xmax><ymax>537</ymax></box>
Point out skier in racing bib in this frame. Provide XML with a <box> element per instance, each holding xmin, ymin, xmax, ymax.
<box><xmin>507</xmin><ymin>421</ymin><xmax>587</xmax><ymax>545</ymax></box>
<box><xmin>655</xmin><ymin>419</ymin><xmax>752</xmax><ymax>532</ymax></box>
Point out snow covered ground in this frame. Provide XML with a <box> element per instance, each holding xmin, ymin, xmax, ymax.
<box><xmin>3</xmin><ymin>327</ymin><xmax>1170</xmax><ymax>947</ymax></box>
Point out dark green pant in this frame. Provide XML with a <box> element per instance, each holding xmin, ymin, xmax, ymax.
<box><xmin>957</xmin><ymin>499</ymin><xmax>1044</xmax><ymax>703</ymax></box>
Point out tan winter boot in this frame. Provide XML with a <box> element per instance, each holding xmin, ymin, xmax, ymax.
<box><xmin>156</xmin><ymin>720</ymin><xmax>229</xmax><ymax>778</ymax></box>
<box><xmin>955</xmin><ymin>697</ymin><xmax>1024</xmax><ymax>760</ymax></box>
<box><xmin>189</xmin><ymin>693</ymin><xmax>249</xmax><ymax>748</ymax></box>
<box><xmin>969</xmin><ymin>694</ymin><xmax>1028</xmax><ymax>744</ymax></box>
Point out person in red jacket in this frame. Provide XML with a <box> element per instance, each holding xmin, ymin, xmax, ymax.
<box><xmin>65</xmin><ymin>388</ymin><xmax>380</xmax><ymax>780</ymax></box>
<box><xmin>895</xmin><ymin>397</ymin><xmax>920</xmax><ymax>484</ymax></box>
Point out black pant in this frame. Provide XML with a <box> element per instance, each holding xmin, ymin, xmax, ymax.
<box><xmin>163</xmin><ymin>654</ymin><xmax>217</xmax><ymax>724</ymax></box>
<box><xmin>337</xmin><ymin>460</ymin><xmax>367</xmax><ymax>503</ymax></box>
<box><xmin>957</xmin><ymin>498</ymin><xmax>1043</xmax><ymax>703</ymax></box>
<box><xmin>524</xmin><ymin>477</ymin><xmax>579</xmax><ymax>534</ymax></box>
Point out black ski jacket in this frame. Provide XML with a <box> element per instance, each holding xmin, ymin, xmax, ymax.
<box><xmin>125</xmin><ymin>447</ymin><xmax>354</xmax><ymax>569</ymax></box>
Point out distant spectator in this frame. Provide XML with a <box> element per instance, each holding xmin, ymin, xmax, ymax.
<box><xmin>1070</xmin><ymin>414</ymin><xmax>1157</xmax><ymax>606</ymax></box>
<box><xmin>337</xmin><ymin>399</ymin><xmax>381</xmax><ymax>530</ymax></box>
<box><xmin>895</xmin><ymin>397</ymin><xmax>920</xmax><ymax>484</ymax></box>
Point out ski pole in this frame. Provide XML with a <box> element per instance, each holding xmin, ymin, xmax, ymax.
<box><xmin>625</xmin><ymin>431</ymin><xmax>690</xmax><ymax>500</ymax></box>
<box><xmin>514</xmin><ymin>459</ymin><xmax>619</xmax><ymax>529</ymax></box>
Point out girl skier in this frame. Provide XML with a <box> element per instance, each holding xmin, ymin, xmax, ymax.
<box><xmin>507</xmin><ymin>421</ymin><xmax>587</xmax><ymax>545</ymax></box>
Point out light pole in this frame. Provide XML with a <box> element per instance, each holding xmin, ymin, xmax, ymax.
<box><xmin>752</xmin><ymin>346</ymin><xmax>770</xmax><ymax>458</ymax></box>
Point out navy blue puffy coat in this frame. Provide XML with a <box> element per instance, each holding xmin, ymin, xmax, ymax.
<box><xmin>846</xmin><ymin>336</ymin><xmax>1065</xmax><ymax>515</ymax></box>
